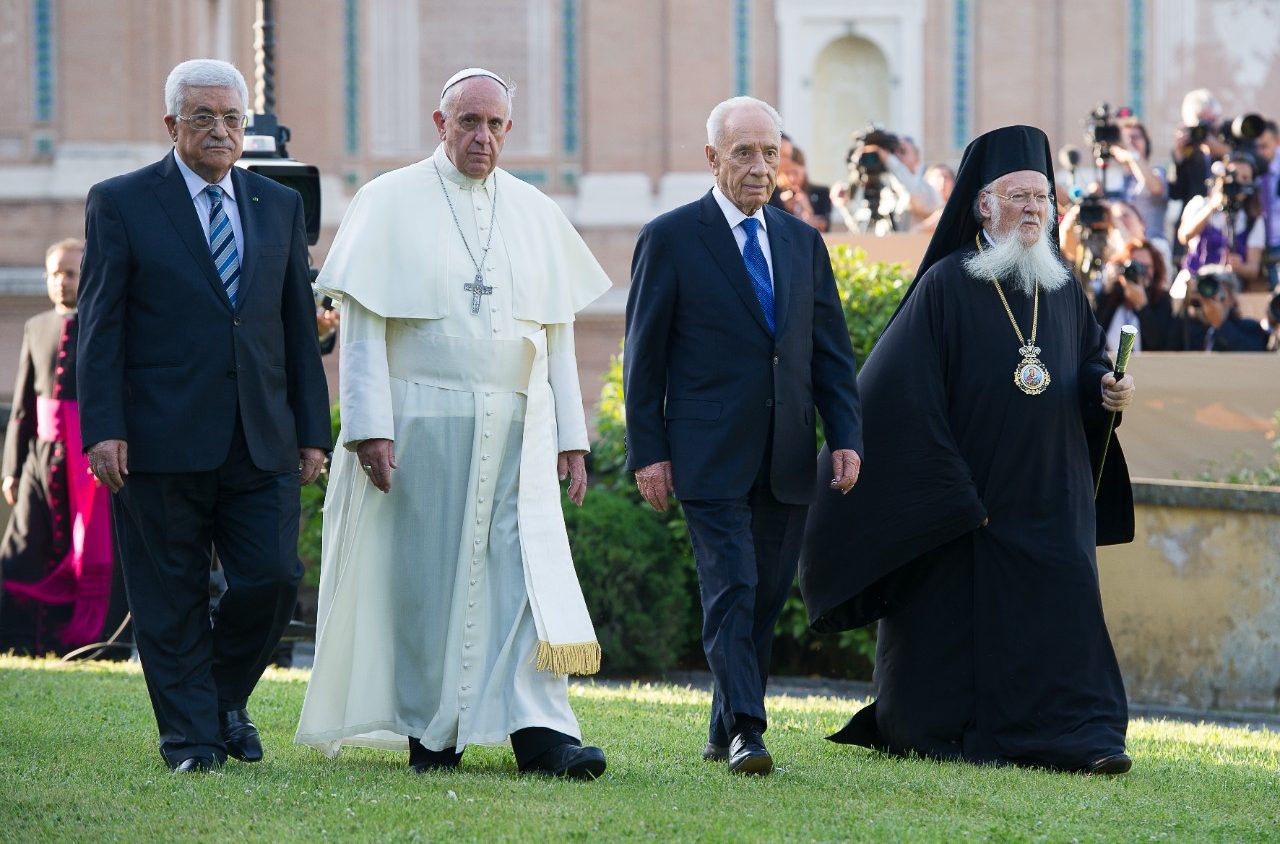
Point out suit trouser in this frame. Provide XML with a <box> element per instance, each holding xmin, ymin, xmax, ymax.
<box><xmin>111</xmin><ymin>416</ymin><xmax>300</xmax><ymax>767</ymax></box>
<box><xmin>681</xmin><ymin>460</ymin><xmax>807</xmax><ymax>746</ymax></box>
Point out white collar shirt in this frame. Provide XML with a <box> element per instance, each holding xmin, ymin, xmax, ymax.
<box><xmin>712</xmin><ymin>185</ymin><xmax>774</xmax><ymax>290</ymax></box>
<box><xmin>174</xmin><ymin>150</ymin><xmax>245</xmax><ymax>261</ymax></box>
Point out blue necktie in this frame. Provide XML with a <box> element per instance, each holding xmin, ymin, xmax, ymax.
<box><xmin>206</xmin><ymin>185</ymin><xmax>241</xmax><ymax>307</ymax></box>
<box><xmin>740</xmin><ymin>217</ymin><xmax>775</xmax><ymax>333</ymax></box>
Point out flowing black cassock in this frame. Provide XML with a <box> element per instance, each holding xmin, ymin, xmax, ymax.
<box><xmin>799</xmin><ymin>125</ymin><xmax>1134</xmax><ymax>771</ymax></box>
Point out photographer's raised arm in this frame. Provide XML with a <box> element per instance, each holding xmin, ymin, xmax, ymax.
<box><xmin>1177</xmin><ymin>193</ymin><xmax>1220</xmax><ymax>245</ymax></box>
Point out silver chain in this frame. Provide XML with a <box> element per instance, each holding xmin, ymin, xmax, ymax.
<box><xmin>433</xmin><ymin>162</ymin><xmax>499</xmax><ymax>281</ymax></box>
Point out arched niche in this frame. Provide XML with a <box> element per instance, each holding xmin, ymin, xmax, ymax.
<box><xmin>809</xmin><ymin>35</ymin><xmax>890</xmax><ymax>187</ymax></box>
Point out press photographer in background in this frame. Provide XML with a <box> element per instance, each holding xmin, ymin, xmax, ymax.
<box><xmin>1093</xmin><ymin>238</ymin><xmax>1174</xmax><ymax>353</ymax></box>
<box><xmin>831</xmin><ymin>128</ymin><xmax>940</xmax><ymax>234</ymax></box>
<box><xmin>1166</xmin><ymin>264</ymin><xmax>1269</xmax><ymax>352</ymax></box>
<box><xmin>1169</xmin><ymin>89</ymin><xmax>1231</xmax><ymax>207</ymax></box>
<box><xmin>915</xmin><ymin>163</ymin><xmax>955</xmax><ymax>234</ymax></box>
<box><xmin>1175</xmin><ymin>152</ymin><xmax>1265</xmax><ymax>295</ymax></box>
<box><xmin>1107</xmin><ymin>118</ymin><xmax>1170</xmax><ymax>246</ymax></box>
<box><xmin>776</xmin><ymin>146</ymin><xmax>832</xmax><ymax>232</ymax></box>
<box><xmin>1253</xmin><ymin>120</ymin><xmax>1280</xmax><ymax>290</ymax></box>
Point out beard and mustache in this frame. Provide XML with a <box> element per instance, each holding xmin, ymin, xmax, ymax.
<box><xmin>962</xmin><ymin>203</ymin><xmax>1073</xmax><ymax>296</ymax></box>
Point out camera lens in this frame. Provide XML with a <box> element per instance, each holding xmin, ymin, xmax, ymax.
<box><xmin>1196</xmin><ymin>273</ymin><xmax>1223</xmax><ymax>299</ymax></box>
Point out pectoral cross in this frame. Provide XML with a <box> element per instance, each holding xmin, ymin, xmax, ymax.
<box><xmin>464</xmin><ymin>272</ymin><xmax>494</xmax><ymax>314</ymax></box>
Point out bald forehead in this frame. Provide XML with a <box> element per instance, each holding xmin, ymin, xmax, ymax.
<box><xmin>993</xmin><ymin>170</ymin><xmax>1048</xmax><ymax>193</ymax></box>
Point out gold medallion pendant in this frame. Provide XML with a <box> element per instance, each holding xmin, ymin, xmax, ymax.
<box><xmin>1013</xmin><ymin>344</ymin><xmax>1051</xmax><ymax>395</ymax></box>
<box><xmin>976</xmin><ymin>234</ymin><xmax>1051</xmax><ymax>397</ymax></box>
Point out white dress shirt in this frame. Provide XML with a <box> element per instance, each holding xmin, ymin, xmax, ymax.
<box><xmin>711</xmin><ymin>185</ymin><xmax>774</xmax><ymax>290</ymax></box>
<box><xmin>173</xmin><ymin>151</ymin><xmax>245</xmax><ymax>261</ymax></box>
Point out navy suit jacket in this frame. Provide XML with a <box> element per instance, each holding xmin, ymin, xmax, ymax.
<box><xmin>78</xmin><ymin>151</ymin><xmax>331</xmax><ymax>474</ymax></box>
<box><xmin>624</xmin><ymin>191</ymin><xmax>862</xmax><ymax>504</ymax></box>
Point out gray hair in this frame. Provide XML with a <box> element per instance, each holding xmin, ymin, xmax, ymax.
<box><xmin>706</xmin><ymin>96</ymin><xmax>783</xmax><ymax>149</ymax></box>
<box><xmin>438</xmin><ymin>75</ymin><xmax>516</xmax><ymax>121</ymax></box>
<box><xmin>164</xmin><ymin>59</ymin><xmax>249</xmax><ymax>116</ymax></box>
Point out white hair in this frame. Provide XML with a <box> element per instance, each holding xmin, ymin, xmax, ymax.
<box><xmin>706</xmin><ymin>97</ymin><xmax>783</xmax><ymax>148</ymax></box>
<box><xmin>439</xmin><ymin>75</ymin><xmax>515</xmax><ymax>120</ymax></box>
<box><xmin>965</xmin><ymin>178</ymin><xmax>1072</xmax><ymax>295</ymax></box>
<box><xmin>1181</xmin><ymin>88</ymin><xmax>1221</xmax><ymax>126</ymax></box>
<box><xmin>164</xmin><ymin>59</ymin><xmax>249</xmax><ymax>116</ymax></box>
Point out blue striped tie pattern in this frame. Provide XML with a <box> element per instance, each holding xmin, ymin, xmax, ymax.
<box><xmin>740</xmin><ymin>217</ymin><xmax>775</xmax><ymax>333</ymax></box>
<box><xmin>206</xmin><ymin>185</ymin><xmax>240</xmax><ymax>307</ymax></box>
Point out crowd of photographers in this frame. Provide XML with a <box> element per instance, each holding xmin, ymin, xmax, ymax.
<box><xmin>784</xmin><ymin>89</ymin><xmax>1278</xmax><ymax>353</ymax></box>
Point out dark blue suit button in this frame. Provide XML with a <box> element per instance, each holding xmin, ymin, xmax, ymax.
<box><xmin>773</xmin><ymin>355</ymin><xmax>779</xmax><ymax>366</ymax></box>
<box><xmin>765</xmin><ymin>398</ymin><xmax>774</xmax><ymax>407</ymax></box>
<box><xmin>233</xmin><ymin>317</ymin><xmax>242</xmax><ymax>326</ymax></box>
<box><xmin>227</xmin><ymin>368</ymin><xmax>237</xmax><ymax>378</ymax></box>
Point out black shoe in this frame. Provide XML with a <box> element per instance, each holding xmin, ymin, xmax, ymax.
<box><xmin>220</xmin><ymin>709</ymin><xmax>263</xmax><ymax>763</ymax></box>
<box><xmin>408</xmin><ymin>736</ymin><xmax>463</xmax><ymax>773</ymax></box>
<box><xmin>1085</xmin><ymin>752</ymin><xmax>1133</xmax><ymax>776</ymax></box>
<box><xmin>728</xmin><ymin>729</ymin><xmax>773</xmax><ymax>776</ymax></box>
<box><xmin>520</xmin><ymin>743</ymin><xmax>607</xmax><ymax>780</ymax></box>
<box><xmin>173</xmin><ymin>755</ymin><xmax>219</xmax><ymax>773</ymax></box>
<box><xmin>703</xmin><ymin>742</ymin><xmax>729</xmax><ymax>762</ymax></box>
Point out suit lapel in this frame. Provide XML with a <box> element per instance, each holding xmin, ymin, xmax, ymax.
<box><xmin>151</xmin><ymin>152</ymin><xmax>233</xmax><ymax>311</ymax></box>
<box><xmin>763</xmin><ymin>205</ymin><xmax>792</xmax><ymax>336</ymax></box>
<box><xmin>230</xmin><ymin>167</ymin><xmax>257</xmax><ymax>311</ymax></box>
<box><xmin>696</xmin><ymin>191</ymin><xmax>773</xmax><ymax>336</ymax></box>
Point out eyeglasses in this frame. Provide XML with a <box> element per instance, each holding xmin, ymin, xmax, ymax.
<box><xmin>986</xmin><ymin>190</ymin><xmax>1053</xmax><ymax>208</ymax></box>
<box><xmin>176</xmin><ymin>113</ymin><xmax>247</xmax><ymax>132</ymax></box>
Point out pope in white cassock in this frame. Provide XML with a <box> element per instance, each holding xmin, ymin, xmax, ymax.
<box><xmin>295</xmin><ymin>69</ymin><xmax>612</xmax><ymax>779</ymax></box>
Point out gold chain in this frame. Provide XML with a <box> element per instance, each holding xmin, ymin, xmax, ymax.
<box><xmin>976</xmin><ymin>234</ymin><xmax>1038</xmax><ymax>347</ymax></box>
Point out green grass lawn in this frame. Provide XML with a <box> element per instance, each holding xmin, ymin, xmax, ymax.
<box><xmin>2</xmin><ymin>656</ymin><xmax>1277</xmax><ymax>843</ymax></box>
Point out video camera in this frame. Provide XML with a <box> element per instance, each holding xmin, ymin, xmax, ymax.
<box><xmin>845</xmin><ymin>126</ymin><xmax>900</xmax><ymax>225</ymax></box>
<box><xmin>1085</xmin><ymin>103</ymin><xmax>1122</xmax><ymax>162</ymax></box>
<box><xmin>236</xmin><ymin>113</ymin><xmax>322</xmax><ymax>247</ymax></box>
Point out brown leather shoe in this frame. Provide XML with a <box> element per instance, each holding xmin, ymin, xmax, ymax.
<box><xmin>1085</xmin><ymin>752</ymin><xmax>1133</xmax><ymax>775</ymax></box>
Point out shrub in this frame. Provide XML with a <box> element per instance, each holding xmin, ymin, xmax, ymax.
<box><xmin>563</xmin><ymin>485</ymin><xmax>697</xmax><ymax>676</ymax></box>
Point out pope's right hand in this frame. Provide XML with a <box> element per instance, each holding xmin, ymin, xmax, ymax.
<box><xmin>356</xmin><ymin>438</ymin><xmax>397</xmax><ymax>494</ymax></box>
<box><xmin>2</xmin><ymin>476</ymin><xmax>16</xmax><ymax>506</ymax></box>
<box><xmin>635</xmin><ymin>460</ymin><xmax>674</xmax><ymax>513</ymax></box>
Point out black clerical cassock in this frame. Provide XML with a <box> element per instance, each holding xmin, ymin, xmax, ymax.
<box><xmin>800</xmin><ymin>125</ymin><xmax>1135</xmax><ymax>772</ymax></box>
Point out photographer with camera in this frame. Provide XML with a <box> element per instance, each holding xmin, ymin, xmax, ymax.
<box><xmin>1094</xmin><ymin>238</ymin><xmax>1174</xmax><ymax>353</ymax></box>
<box><xmin>1169</xmin><ymin>89</ymin><xmax>1231</xmax><ymax>206</ymax></box>
<box><xmin>1176</xmin><ymin>152</ymin><xmax>1265</xmax><ymax>293</ymax></box>
<box><xmin>776</xmin><ymin>146</ymin><xmax>831</xmax><ymax>232</ymax></box>
<box><xmin>1254</xmin><ymin>120</ymin><xmax>1280</xmax><ymax>290</ymax></box>
<box><xmin>1167</xmin><ymin>265</ymin><xmax>1269</xmax><ymax>352</ymax></box>
<box><xmin>1108</xmin><ymin>118</ymin><xmax>1170</xmax><ymax>245</ymax></box>
<box><xmin>832</xmin><ymin>129</ymin><xmax>940</xmax><ymax>234</ymax></box>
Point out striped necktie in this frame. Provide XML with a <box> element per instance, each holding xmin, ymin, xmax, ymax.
<box><xmin>740</xmin><ymin>217</ymin><xmax>775</xmax><ymax>333</ymax></box>
<box><xmin>206</xmin><ymin>185</ymin><xmax>240</xmax><ymax>307</ymax></box>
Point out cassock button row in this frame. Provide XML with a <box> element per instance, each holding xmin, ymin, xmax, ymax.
<box><xmin>461</xmin><ymin>705</ymin><xmax>469</xmax><ymax>711</ymax></box>
<box><xmin>478</xmin><ymin>497</ymin><xmax>486</xmax><ymax>503</ymax></box>
<box><xmin>485</xmin><ymin>410</ymin><xmax>493</xmax><ymax>417</ymax></box>
<box><xmin>461</xmin><ymin>684</ymin><xmax>471</xmax><ymax>690</ymax></box>
<box><xmin>466</xmin><ymin>622</ymin><xmax>474</xmax><ymax>628</ymax></box>
<box><xmin>481</xmin><ymin>475</ymin><xmax>488</xmax><ymax>483</ymax></box>
<box><xmin>482</xmin><ymin>455</ymin><xmax>489</xmax><ymax>461</ymax></box>
<box><xmin>469</xmin><ymin>579</ymin><xmax>477</xmax><ymax>586</ymax></box>
<box><xmin>463</xmin><ymin>662</ymin><xmax>472</xmax><ymax>669</ymax></box>
<box><xmin>468</xmin><ymin>601</ymin><xmax>476</xmax><ymax>608</ymax></box>
<box><xmin>474</xmin><ymin>538</ymin><xmax>482</xmax><ymax>545</ymax></box>
<box><xmin>484</xmin><ymin>431</ymin><xmax>492</xmax><ymax>438</ymax></box>
<box><xmin>464</xmin><ymin>642</ymin><xmax>473</xmax><ymax>649</ymax></box>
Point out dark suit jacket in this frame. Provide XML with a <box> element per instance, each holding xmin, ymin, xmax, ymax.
<box><xmin>624</xmin><ymin>191</ymin><xmax>862</xmax><ymax>504</ymax></box>
<box><xmin>78</xmin><ymin>151</ymin><xmax>331</xmax><ymax>474</ymax></box>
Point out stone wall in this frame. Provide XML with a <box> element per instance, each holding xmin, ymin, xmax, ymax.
<box><xmin>1100</xmin><ymin>481</ymin><xmax>1280</xmax><ymax>712</ymax></box>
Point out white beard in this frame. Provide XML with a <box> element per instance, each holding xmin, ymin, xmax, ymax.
<box><xmin>963</xmin><ymin>209</ymin><xmax>1073</xmax><ymax>296</ymax></box>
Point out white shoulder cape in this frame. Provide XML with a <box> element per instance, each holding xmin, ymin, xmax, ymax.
<box><xmin>316</xmin><ymin>149</ymin><xmax>612</xmax><ymax>323</ymax></box>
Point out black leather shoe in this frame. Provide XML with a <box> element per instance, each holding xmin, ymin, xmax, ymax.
<box><xmin>520</xmin><ymin>743</ymin><xmax>607</xmax><ymax>780</ymax></box>
<box><xmin>173</xmin><ymin>756</ymin><xmax>219</xmax><ymax>773</ymax></box>
<box><xmin>703</xmin><ymin>742</ymin><xmax>729</xmax><ymax>762</ymax></box>
<box><xmin>728</xmin><ymin>729</ymin><xmax>773</xmax><ymax>775</ymax></box>
<box><xmin>220</xmin><ymin>709</ymin><xmax>263</xmax><ymax>763</ymax></box>
<box><xmin>1085</xmin><ymin>752</ymin><xmax>1133</xmax><ymax>775</ymax></box>
<box><xmin>408</xmin><ymin>736</ymin><xmax>463</xmax><ymax>773</ymax></box>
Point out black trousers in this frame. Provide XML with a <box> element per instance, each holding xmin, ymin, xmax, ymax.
<box><xmin>681</xmin><ymin>457</ymin><xmax>807</xmax><ymax>747</ymax></box>
<box><xmin>111</xmin><ymin>417</ymin><xmax>300</xmax><ymax>767</ymax></box>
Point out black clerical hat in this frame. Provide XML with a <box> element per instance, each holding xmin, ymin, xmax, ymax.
<box><xmin>889</xmin><ymin>125</ymin><xmax>1060</xmax><ymax>324</ymax></box>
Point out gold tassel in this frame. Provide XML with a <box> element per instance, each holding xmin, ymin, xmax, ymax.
<box><xmin>535</xmin><ymin>640</ymin><xmax>601</xmax><ymax>676</ymax></box>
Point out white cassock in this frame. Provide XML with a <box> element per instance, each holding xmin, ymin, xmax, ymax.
<box><xmin>296</xmin><ymin>145</ymin><xmax>611</xmax><ymax>756</ymax></box>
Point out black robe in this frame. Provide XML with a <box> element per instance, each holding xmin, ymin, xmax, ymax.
<box><xmin>1</xmin><ymin>310</ymin><xmax>126</xmax><ymax>655</ymax></box>
<box><xmin>799</xmin><ymin>247</ymin><xmax>1132</xmax><ymax>770</ymax></box>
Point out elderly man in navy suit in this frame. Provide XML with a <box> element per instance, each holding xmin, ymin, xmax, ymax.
<box><xmin>624</xmin><ymin>96</ymin><xmax>863</xmax><ymax>775</ymax></box>
<box><xmin>78</xmin><ymin>59</ymin><xmax>331</xmax><ymax>773</ymax></box>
